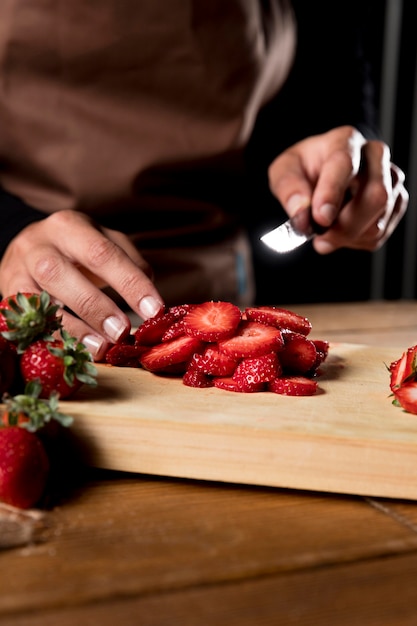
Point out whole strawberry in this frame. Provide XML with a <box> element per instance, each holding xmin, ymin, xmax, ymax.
<box><xmin>0</xmin><ymin>291</ymin><xmax>62</xmax><ymax>353</ymax></box>
<box><xmin>0</xmin><ymin>426</ymin><xmax>50</xmax><ymax>508</ymax></box>
<box><xmin>20</xmin><ymin>330</ymin><xmax>97</xmax><ymax>399</ymax></box>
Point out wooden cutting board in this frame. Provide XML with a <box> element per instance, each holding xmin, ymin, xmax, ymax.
<box><xmin>62</xmin><ymin>342</ymin><xmax>417</xmax><ymax>500</ymax></box>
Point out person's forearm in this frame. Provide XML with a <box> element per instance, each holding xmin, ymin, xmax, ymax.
<box><xmin>0</xmin><ymin>188</ymin><xmax>46</xmax><ymax>260</ymax></box>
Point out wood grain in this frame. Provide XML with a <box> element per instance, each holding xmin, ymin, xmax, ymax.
<box><xmin>1</xmin><ymin>474</ymin><xmax>417</xmax><ymax>619</ymax></box>
<box><xmin>60</xmin><ymin>342</ymin><xmax>417</xmax><ymax>499</ymax></box>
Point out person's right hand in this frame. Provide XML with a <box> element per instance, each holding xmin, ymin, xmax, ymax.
<box><xmin>0</xmin><ymin>210</ymin><xmax>164</xmax><ymax>361</ymax></box>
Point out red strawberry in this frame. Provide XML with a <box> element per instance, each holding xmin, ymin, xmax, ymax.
<box><xmin>190</xmin><ymin>345</ymin><xmax>238</xmax><ymax>377</ymax></box>
<box><xmin>161</xmin><ymin>320</ymin><xmax>186</xmax><ymax>342</ymax></box>
<box><xmin>0</xmin><ymin>335</ymin><xmax>18</xmax><ymax>395</ymax></box>
<box><xmin>20</xmin><ymin>329</ymin><xmax>97</xmax><ymax>398</ymax></box>
<box><xmin>245</xmin><ymin>306</ymin><xmax>312</xmax><ymax>335</ymax></box>
<box><xmin>389</xmin><ymin>345</ymin><xmax>417</xmax><ymax>391</ymax></box>
<box><xmin>312</xmin><ymin>339</ymin><xmax>330</xmax><ymax>365</ymax></box>
<box><xmin>134</xmin><ymin>309</ymin><xmax>177</xmax><ymax>346</ymax></box>
<box><xmin>213</xmin><ymin>376</ymin><xmax>264</xmax><ymax>393</ymax></box>
<box><xmin>392</xmin><ymin>382</ymin><xmax>417</xmax><ymax>414</ymax></box>
<box><xmin>0</xmin><ymin>291</ymin><xmax>62</xmax><ymax>353</ymax></box>
<box><xmin>183</xmin><ymin>367</ymin><xmax>214</xmax><ymax>388</ymax></box>
<box><xmin>104</xmin><ymin>341</ymin><xmax>147</xmax><ymax>367</ymax></box>
<box><xmin>139</xmin><ymin>335</ymin><xmax>202</xmax><ymax>373</ymax></box>
<box><xmin>232</xmin><ymin>352</ymin><xmax>280</xmax><ymax>391</ymax></box>
<box><xmin>0</xmin><ymin>426</ymin><xmax>50</xmax><ymax>508</ymax></box>
<box><xmin>268</xmin><ymin>376</ymin><xmax>318</xmax><ymax>396</ymax></box>
<box><xmin>218</xmin><ymin>321</ymin><xmax>284</xmax><ymax>359</ymax></box>
<box><xmin>183</xmin><ymin>301</ymin><xmax>241</xmax><ymax>342</ymax></box>
<box><xmin>279</xmin><ymin>332</ymin><xmax>318</xmax><ymax>374</ymax></box>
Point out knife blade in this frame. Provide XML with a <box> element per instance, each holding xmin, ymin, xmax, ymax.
<box><xmin>260</xmin><ymin>205</ymin><xmax>327</xmax><ymax>254</ymax></box>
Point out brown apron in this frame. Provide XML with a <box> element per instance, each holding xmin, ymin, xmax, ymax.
<box><xmin>0</xmin><ymin>0</ymin><xmax>296</xmax><ymax>305</ymax></box>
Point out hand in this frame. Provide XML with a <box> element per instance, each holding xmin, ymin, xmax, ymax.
<box><xmin>267</xmin><ymin>125</ymin><xmax>409</xmax><ymax>254</ymax></box>
<box><xmin>0</xmin><ymin>210</ymin><xmax>164</xmax><ymax>360</ymax></box>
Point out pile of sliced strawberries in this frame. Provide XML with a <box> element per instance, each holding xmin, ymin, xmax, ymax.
<box><xmin>389</xmin><ymin>345</ymin><xmax>417</xmax><ymax>414</ymax></box>
<box><xmin>105</xmin><ymin>301</ymin><xmax>330</xmax><ymax>396</ymax></box>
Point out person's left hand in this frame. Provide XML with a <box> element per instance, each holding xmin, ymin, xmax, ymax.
<box><xmin>267</xmin><ymin>125</ymin><xmax>409</xmax><ymax>254</ymax></box>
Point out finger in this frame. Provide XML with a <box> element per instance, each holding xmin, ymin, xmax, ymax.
<box><xmin>39</xmin><ymin>211</ymin><xmax>164</xmax><ymax>319</ymax></box>
<box><xmin>59</xmin><ymin>309</ymin><xmax>114</xmax><ymax>362</ymax></box>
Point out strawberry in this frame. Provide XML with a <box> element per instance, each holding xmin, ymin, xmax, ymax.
<box><xmin>183</xmin><ymin>301</ymin><xmax>241</xmax><ymax>342</ymax></box>
<box><xmin>0</xmin><ymin>291</ymin><xmax>62</xmax><ymax>353</ymax></box>
<box><xmin>245</xmin><ymin>306</ymin><xmax>312</xmax><ymax>335</ymax></box>
<box><xmin>183</xmin><ymin>367</ymin><xmax>214</xmax><ymax>388</ymax></box>
<box><xmin>161</xmin><ymin>320</ymin><xmax>186</xmax><ymax>342</ymax></box>
<box><xmin>389</xmin><ymin>345</ymin><xmax>417</xmax><ymax>391</ymax></box>
<box><xmin>213</xmin><ymin>376</ymin><xmax>265</xmax><ymax>393</ymax></box>
<box><xmin>134</xmin><ymin>309</ymin><xmax>177</xmax><ymax>346</ymax></box>
<box><xmin>189</xmin><ymin>345</ymin><xmax>238</xmax><ymax>377</ymax></box>
<box><xmin>0</xmin><ymin>426</ymin><xmax>50</xmax><ymax>508</ymax></box>
<box><xmin>218</xmin><ymin>321</ymin><xmax>284</xmax><ymax>359</ymax></box>
<box><xmin>104</xmin><ymin>341</ymin><xmax>147</xmax><ymax>367</ymax></box>
<box><xmin>268</xmin><ymin>376</ymin><xmax>318</xmax><ymax>396</ymax></box>
<box><xmin>20</xmin><ymin>329</ymin><xmax>97</xmax><ymax>399</ymax></box>
<box><xmin>0</xmin><ymin>379</ymin><xmax>74</xmax><ymax>509</ymax></box>
<box><xmin>0</xmin><ymin>335</ymin><xmax>18</xmax><ymax>395</ymax></box>
<box><xmin>392</xmin><ymin>382</ymin><xmax>417</xmax><ymax>414</ymax></box>
<box><xmin>232</xmin><ymin>352</ymin><xmax>280</xmax><ymax>391</ymax></box>
<box><xmin>279</xmin><ymin>332</ymin><xmax>318</xmax><ymax>374</ymax></box>
<box><xmin>139</xmin><ymin>335</ymin><xmax>203</xmax><ymax>373</ymax></box>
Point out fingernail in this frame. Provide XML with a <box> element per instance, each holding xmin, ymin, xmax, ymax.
<box><xmin>103</xmin><ymin>315</ymin><xmax>127</xmax><ymax>342</ymax></box>
<box><xmin>314</xmin><ymin>240</ymin><xmax>335</xmax><ymax>255</ymax></box>
<box><xmin>82</xmin><ymin>334</ymin><xmax>105</xmax><ymax>358</ymax></box>
<box><xmin>138</xmin><ymin>295</ymin><xmax>163</xmax><ymax>320</ymax></box>
<box><xmin>287</xmin><ymin>194</ymin><xmax>310</xmax><ymax>214</ymax></box>
<box><xmin>319</xmin><ymin>203</ymin><xmax>338</xmax><ymax>224</ymax></box>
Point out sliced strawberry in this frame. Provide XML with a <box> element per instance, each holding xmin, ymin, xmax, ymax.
<box><xmin>245</xmin><ymin>306</ymin><xmax>312</xmax><ymax>335</ymax></box>
<box><xmin>190</xmin><ymin>345</ymin><xmax>238</xmax><ymax>377</ymax></box>
<box><xmin>218</xmin><ymin>321</ymin><xmax>284</xmax><ymax>359</ymax></box>
<box><xmin>105</xmin><ymin>342</ymin><xmax>146</xmax><ymax>367</ymax></box>
<box><xmin>268</xmin><ymin>376</ymin><xmax>318</xmax><ymax>396</ymax></box>
<box><xmin>389</xmin><ymin>345</ymin><xmax>417</xmax><ymax>391</ymax></box>
<box><xmin>183</xmin><ymin>367</ymin><xmax>214</xmax><ymax>388</ymax></box>
<box><xmin>312</xmin><ymin>339</ymin><xmax>330</xmax><ymax>363</ymax></box>
<box><xmin>139</xmin><ymin>336</ymin><xmax>202</xmax><ymax>373</ymax></box>
<box><xmin>168</xmin><ymin>304</ymin><xmax>195</xmax><ymax>318</ymax></box>
<box><xmin>279</xmin><ymin>332</ymin><xmax>318</xmax><ymax>374</ymax></box>
<box><xmin>232</xmin><ymin>352</ymin><xmax>281</xmax><ymax>391</ymax></box>
<box><xmin>213</xmin><ymin>376</ymin><xmax>265</xmax><ymax>393</ymax></box>
<box><xmin>392</xmin><ymin>381</ymin><xmax>417</xmax><ymax>414</ymax></box>
<box><xmin>161</xmin><ymin>319</ymin><xmax>186</xmax><ymax>342</ymax></box>
<box><xmin>183</xmin><ymin>301</ymin><xmax>241</xmax><ymax>342</ymax></box>
<box><xmin>134</xmin><ymin>309</ymin><xmax>177</xmax><ymax>346</ymax></box>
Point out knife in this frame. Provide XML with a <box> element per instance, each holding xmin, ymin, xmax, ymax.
<box><xmin>260</xmin><ymin>205</ymin><xmax>327</xmax><ymax>254</ymax></box>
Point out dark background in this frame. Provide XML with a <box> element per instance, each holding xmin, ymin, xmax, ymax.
<box><xmin>245</xmin><ymin>0</ymin><xmax>416</xmax><ymax>305</ymax></box>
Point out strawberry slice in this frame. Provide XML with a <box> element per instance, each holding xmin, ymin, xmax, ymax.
<box><xmin>392</xmin><ymin>381</ymin><xmax>417</xmax><ymax>414</ymax></box>
<box><xmin>218</xmin><ymin>321</ymin><xmax>284</xmax><ymax>359</ymax></box>
<box><xmin>389</xmin><ymin>345</ymin><xmax>417</xmax><ymax>391</ymax></box>
<box><xmin>183</xmin><ymin>367</ymin><xmax>214</xmax><ymax>388</ymax></box>
<box><xmin>134</xmin><ymin>309</ymin><xmax>178</xmax><ymax>346</ymax></box>
<box><xmin>213</xmin><ymin>376</ymin><xmax>265</xmax><ymax>393</ymax></box>
<box><xmin>190</xmin><ymin>345</ymin><xmax>238</xmax><ymax>377</ymax></box>
<box><xmin>268</xmin><ymin>376</ymin><xmax>318</xmax><ymax>396</ymax></box>
<box><xmin>245</xmin><ymin>306</ymin><xmax>312</xmax><ymax>335</ymax></box>
<box><xmin>139</xmin><ymin>336</ymin><xmax>202</xmax><ymax>373</ymax></box>
<box><xmin>183</xmin><ymin>301</ymin><xmax>241</xmax><ymax>342</ymax></box>
<box><xmin>232</xmin><ymin>352</ymin><xmax>281</xmax><ymax>391</ymax></box>
<box><xmin>279</xmin><ymin>332</ymin><xmax>318</xmax><ymax>374</ymax></box>
<box><xmin>105</xmin><ymin>342</ymin><xmax>147</xmax><ymax>367</ymax></box>
<box><xmin>161</xmin><ymin>320</ymin><xmax>186</xmax><ymax>342</ymax></box>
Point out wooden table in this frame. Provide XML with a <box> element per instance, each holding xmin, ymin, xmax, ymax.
<box><xmin>2</xmin><ymin>300</ymin><xmax>417</xmax><ymax>626</ymax></box>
